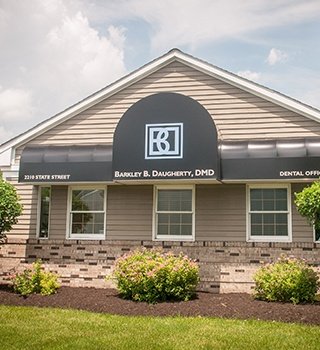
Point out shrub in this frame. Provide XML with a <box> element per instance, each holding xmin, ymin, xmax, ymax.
<box><xmin>253</xmin><ymin>256</ymin><xmax>319</xmax><ymax>304</ymax></box>
<box><xmin>112</xmin><ymin>248</ymin><xmax>199</xmax><ymax>303</ymax></box>
<box><xmin>12</xmin><ymin>260</ymin><xmax>60</xmax><ymax>296</ymax></box>
<box><xmin>0</xmin><ymin>173</ymin><xmax>23</xmax><ymax>240</ymax></box>
<box><xmin>295</xmin><ymin>181</ymin><xmax>320</xmax><ymax>240</ymax></box>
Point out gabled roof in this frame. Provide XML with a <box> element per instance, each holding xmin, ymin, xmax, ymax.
<box><xmin>1</xmin><ymin>48</ymin><xmax>320</xmax><ymax>165</ymax></box>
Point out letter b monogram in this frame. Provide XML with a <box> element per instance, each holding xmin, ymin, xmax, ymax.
<box><xmin>145</xmin><ymin>123</ymin><xmax>183</xmax><ymax>159</ymax></box>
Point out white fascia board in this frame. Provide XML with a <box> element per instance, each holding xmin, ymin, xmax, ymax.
<box><xmin>173</xmin><ymin>51</ymin><xmax>320</xmax><ymax>123</ymax></box>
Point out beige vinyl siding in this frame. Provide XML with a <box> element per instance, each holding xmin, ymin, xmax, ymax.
<box><xmin>22</xmin><ymin>183</ymin><xmax>315</xmax><ymax>242</ymax></box>
<box><xmin>4</xmin><ymin>179</ymin><xmax>38</xmax><ymax>238</ymax></box>
<box><xmin>15</xmin><ymin>62</ymin><xmax>320</xmax><ymax>157</ymax></box>
<box><xmin>196</xmin><ymin>184</ymin><xmax>246</xmax><ymax>241</ymax></box>
<box><xmin>107</xmin><ymin>185</ymin><xmax>153</xmax><ymax>240</ymax></box>
<box><xmin>49</xmin><ymin>186</ymin><xmax>68</xmax><ymax>240</ymax></box>
<box><xmin>291</xmin><ymin>183</ymin><xmax>314</xmax><ymax>242</ymax></box>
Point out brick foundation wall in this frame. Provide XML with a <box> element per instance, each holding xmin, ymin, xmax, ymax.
<box><xmin>1</xmin><ymin>238</ymin><xmax>319</xmax><ymax>293</ymax></box>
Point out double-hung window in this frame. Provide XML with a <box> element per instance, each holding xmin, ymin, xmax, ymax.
<box><xmin>68</xmin><ymin>187</ymin><xmax>106</xmax><ymax>240</ymax></box>
<box><xmin>154</xmin><ymin>186</ymin><xmax>195</xmax><ymax>241</ymax></box>
<box><xmin>247</xmin><ymin>184</ymin><xmax>291</xmax><ymax>242</ymax></box>
<box><xmin>37</xmin><ymin>186</ymin><xmax>51</xmax><ymax>239</ymax></box>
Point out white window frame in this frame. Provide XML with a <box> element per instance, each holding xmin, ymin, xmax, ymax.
<box><xmin>153</xmin><ymin>185</ymin><xmax>195</xmax><ymax>241</ymax></box>
<box><xmin>67</xmin><ymin>185</ymin><xmax>107</xmax><ymax>240</ymax></box>
<box><xmin>246</xmin><ymin>184</ymin><xmax>292</xmax><ymax>242</ymax></box>
<box><xmin>36</xmin><ymin>186</ymin><xmax>51</xmax><ymax>239</ymax></box>
<box><xmin>313</xmin><ymin>226</ymin><xmax>320</xmax><ymax>243</ymax></box>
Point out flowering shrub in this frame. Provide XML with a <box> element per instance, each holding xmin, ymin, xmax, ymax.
<box><xmin>12</xmin><ymin>260</ymin><xmax>60</xmax><ymax>296</ymax></box>
<box><xmin>253</xmin><ymin>256</ymin><xmax>319</xmax><ymax>304</ymax></box>
<box><xmin>112</xmin><ymin>249</ymin><xmax>199</xmax><ymax>303</ymax></box>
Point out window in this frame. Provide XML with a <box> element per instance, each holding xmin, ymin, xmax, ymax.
<box><xmin>154</xmin><ymin>186</ymin><xmax>195</xmax><ymax>241</ymax></box>
<box><xmin>247</xmin><ymin>185</ymin><xmax>291</xmax><ymax>242</ymax></box>
<box><xmin>314</xmin><ymin>222</ymin><xmax>320</xmax><ymax>242</ymax></box>
<box><xmin>37</xmin><ymin>186</ymin><xmax>51</xmax><ymax>239</ymax></box>
<box><xmin>68</xmin><ymin>187</ymin><xmax>106</xmax><ymax>239</ymax></box>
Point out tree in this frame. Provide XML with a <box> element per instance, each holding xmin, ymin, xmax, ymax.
<box><xmin>294</xmin><ymin>181</ymin><xmax>320</xmax><ymax>241</ymax></box>
<box><xmin>0</xmin><ymin>173</ymin><xmax>23</xmax><ymax>240</ymax></box>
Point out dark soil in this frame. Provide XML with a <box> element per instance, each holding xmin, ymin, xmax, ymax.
<box><xmin>1</xmin><ymin>285</ymin><xmax>319</xmax><ymax>325</ymax></box>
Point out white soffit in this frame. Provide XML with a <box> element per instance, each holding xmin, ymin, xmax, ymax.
<box><xmin>1</xmin><ymin>48</ymin><xmax>320</xmax><ymax>155</ymax></box>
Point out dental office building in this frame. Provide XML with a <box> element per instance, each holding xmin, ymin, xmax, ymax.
<box><xmin>0</xmin><ymin>49</ymin><xmax>319</xmax><ymax>293</ymax></box>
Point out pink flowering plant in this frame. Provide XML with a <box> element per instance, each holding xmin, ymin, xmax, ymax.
<box><xmin>113</xmin><ymin>248</ymin><xmax>199</xmax><ymax>303</ymax></box>
<box><xmin>253</xmin><ymin>255</ymin><xmax>319</xmax><ymax>304</ymax></box>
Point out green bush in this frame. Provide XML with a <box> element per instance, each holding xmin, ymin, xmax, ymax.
<box><xmin>12</xmin><ymin>260</ymin><xmax>60</xmax><ymax>296</ymax></box>
<box><xmin>253</xmin><ymin>256</ymin><xmax>319</xmax><ymax>304</ymax></box>
<box><xmin>112</xmin><ymin>248</ymin><xmax>199</xmax><ymax>303</ymax></box>
<box><xmin>295</xmin><ymin>181</ymin><xmax>320</xmax><ymax>240</ymax></box>
<box><xmin>0</xmin><ymin>173</ymin><xmax>23</xmax><ymax>240</ymax></box>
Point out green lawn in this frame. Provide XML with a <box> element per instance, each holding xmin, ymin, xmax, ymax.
<box><xmin>0</xmin><ymin>305</ymin><xmax>319</xmax><ymax>350</ymax></box>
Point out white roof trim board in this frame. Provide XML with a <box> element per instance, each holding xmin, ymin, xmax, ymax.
<box><xmin>1</xmin><ymin>48</ymin><xmax>320</xmax><ymax>159</ymax></box>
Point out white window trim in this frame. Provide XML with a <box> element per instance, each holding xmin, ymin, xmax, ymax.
<box><xmin>153</xmin><ymin>184</ymin><xmax>195</xmax><ymax>241</ymax></box>
<box><xmin>246</xmin><ymin>184</ymin><xmax>292</xmax><ymax>242</ymax></box>
<box><xmin>36</xmin><ymin>186</ymin><xmax>51</xmax><ymax>239</ymax></box>
<box><xmin>313</xmin><ymin>226</ymin><xmax>320</xmax><ymax>243</ymax></box>
<box><xmin>66</xmin><ymin>185</ymin><xmax>107</xmax><ymax>240</ymax></box>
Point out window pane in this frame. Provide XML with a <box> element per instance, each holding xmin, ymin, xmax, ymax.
<box><xmin>170</xmin><ymin>224</ymin><xmax>180</xmax><ymax>235</ymax></box>
<box><xmin>263</xmin><ymin>214</ymin><xmax>275</xmax><ymax>224</ymax></box>
<box><xmin>158</xmin><ymin>214</ymin><xmax>169</xmax><ymax>224</ymax></box>
<box><xmin>39</xmin><ymin>187</ymin><xmax>50</xmax><ymax>238</ymax></box>
<box><xmin>170</xmin><ymin>214</ymin><xmax>181</xmax><ymax>224</ymax></box>
<box><xmin>180</xmin><ymin>224</ymin><xmax>192</xmax><ymax>235</ymax></box>
<box><xmin>158</xmin><ymin>224</ymin><xmax>169</xmax><ymax>235</ymax></box>
<box><xmin>251</xmin><ymin>214</ymin><xmax>262</xmax><ymax>224</ymax></box>
<box><xmin>263</xmin><ymin>189</ymin><xmax>274</xmax><ymax>200</ymax></box>
<box><xmin>251</xmin><ymin>199</ymin><xmax>262</xmax><ymax>211</ymax></box>
<box><xmin>251</xmin><ymin>224</ymin><xmax>262</xmax><ymax>236</ymax></box>
<box><xmin>251</xmin><ymin>213</ymin><xmax>288</xmax><ymax>237</ymax></box>
<box><xmin>182</xmin><ymin>214</ymin><xmax>192</xmax><ymax>224</ymax></box>
<box><xmin>275</xmin><ymin>199</ymin><xmax>287</xmax><ymax>211</ymax></box>
<box><xmin>72</xmin><ymin>189</ymin><xmax>104</xmax><ymax>211</ymax></box>
<box><xmin>264</xmin><ymin>225</ymin><xmax>275</xmax><ymax>236</ymax></box>
<box><xmin>276</xmin><ymin>189</ymin><xmax>287</xmax><ymax>200</ymax></box>
<box><xmin>250</xmin><ymin>189</ymin><xmax>262</xmax><ymax>200</ymax></box>
<box><xmin>250</xmin><ymin>187</ymin><xmax>288</xmax><ymax>238</ymax></box>
<box><xmin>276</xmin><ymin>214</ymin><xmax>287</xmax><ymax>225</ymax></box>
<box><xmin>157</xmin><ymin>213</ymin><xmax>192</xmax><ymax>236</ymax></box>
<box><xmin>263</xmin><ymin>200</ymin><xmax>275</xmax><ymax>211</ymax></box>
<box><xmin>276</xmin><ymin>225</ymin><xmax>288</xmax><ymax>236</ymax></box>
<box><xmin>250</xmin><ymin>188</ymin><xmax>287</xmax><ymax>212</ymax></box>
<box><xmin>157</xmin><ymin>190</ymin><xmax>192</xmax><ymax>212</ymax></box>
<box><xmin>71</xmin><ymin>212</ymin><xmax>104</xmax><ymax>235</ymax></box>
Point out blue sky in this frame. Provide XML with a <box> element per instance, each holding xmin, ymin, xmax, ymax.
<box><xmin>1</xmin><ymin>0</ymin><xmax>320</xmax><ymax>144</ymax></box>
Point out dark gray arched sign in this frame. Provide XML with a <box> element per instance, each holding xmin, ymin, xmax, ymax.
<box><xmin>112</xmin><ymin>92</ymin><xmax>219</xmax><ymax>180</ymax></box>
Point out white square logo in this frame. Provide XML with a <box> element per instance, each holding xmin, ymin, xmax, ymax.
<box><xmin>145</xmin><ymin>123</ymin><xmax>183</xmax><ymax>159</ymax></box>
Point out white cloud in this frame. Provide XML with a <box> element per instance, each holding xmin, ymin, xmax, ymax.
<box><xmin>81</xmin><ymin>0</ymin><xmax>320</xmax><ymax>52</ymax></box>
<box><xmin>0</xmin><ymin>87</ymin><xmax>34</xmax><ymax>121</ymax></box>
<box><xmin>0</xmin><ymin>0</ymin><xmax>127</xmax><ymax>143</ymax></box>
<box><xmin>237</xmin><ymin>70</ymin><xmax>261</xmax><ymax>82</ymax></box>
<box><xmin>267</xmin><ymin>48</ymin><xmax>288</xmax><ymax>65</ymax></box>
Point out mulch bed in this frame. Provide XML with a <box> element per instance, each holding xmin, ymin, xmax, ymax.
<box><xmin>1</xmin><ymin>285</ymin><xmax>319</xmax><ymax>325</ymax></box>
